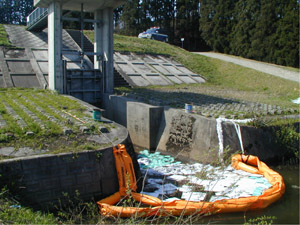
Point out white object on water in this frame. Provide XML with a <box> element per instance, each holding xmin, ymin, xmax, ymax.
<box><xmin>164</xmin><ymin>197</ymin><xmax>181</xmax><ymax>202</ymax></box>
<box><xmin>291</xmin><ymin>97</ymin><xmax>300</xmax><ymax>104</ymax></box>
<box><xmin>181</xmin><ymin>192</ymin><xmax>206</xmax><ymax>201</ymax></box>
<box><xmin>168</xmin><ymin>174</ymin><xmax>187</xmax><ymax>182</ymax></box>
<box><xmin>138</xmin><ymin>151</ymin><xmax>273</xmax><ymax>202</ymax></box>
<box><xmin>178</xmin><ymin>185</ymin><xmax>193</xmax><ymax>192</ymax></box>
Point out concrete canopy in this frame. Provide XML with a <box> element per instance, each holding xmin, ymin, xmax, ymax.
<box><xmin>34</xmin><ymin>0</ymin><xmax>125</xmax><ymax>12</ymax></box>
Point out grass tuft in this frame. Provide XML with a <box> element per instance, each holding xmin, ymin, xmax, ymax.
<box><xmin>0</xmin><ymin>24</ymin><xmax>12</xmax><ymax>47</ymax></box>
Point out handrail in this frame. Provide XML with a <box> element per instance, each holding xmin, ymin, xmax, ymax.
<box><xmin>26</xmin><ymin>7</ymin><xmax>48</xmax><ymax>30</ymax></box>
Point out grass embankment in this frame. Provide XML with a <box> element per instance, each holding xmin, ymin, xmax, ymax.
<box><xmin>84</xmin><ymin>31</ymin><xmax>299</xmax><ymax>109</ymax></box>
<box><xmin>1</xmin><ymin>26</ymin><xmax>298</xmax><ymax>108</ymax></box>
<box><xmin>0</xmin><ymin>88</ymin><xmax>110</xmax><ymax>157</ymax></box>
<box><xmin>0</xmin><ymin>24</ymin><xmax>12</xmax><ymax>47</ymax></box>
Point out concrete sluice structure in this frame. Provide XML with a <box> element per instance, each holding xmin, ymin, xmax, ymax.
<box><xmin>0</xmin><ymin>0</ymin><xmax>292</xmax><ymax>214</ymax></box>
<box><xmin>1</xmin><ymin>25</ymin><xmax>101</xmax><ymax>103</ymax></box>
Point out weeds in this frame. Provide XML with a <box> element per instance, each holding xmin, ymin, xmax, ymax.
<box><xmin>0</xmin><ymin>187</ymin><xmax>57</xmax><ymax>224</ymax></box>
<box><xmin>273</xmin><ymin>123</ymin><xmax>299</xmax><ymax>163</ymax></box>
<box><xmin>244</xmin><ymin>215</ymin><xmax>277</xmax><ymax>225</ymax></box>
<box><xmin>55</xmin><ymin>190</ymin><xmax>100</xmax><ymax>224</ymax></box>
<box><xmin>246</xmin><ymin>117</ymin><xmax>300</xmax><ymax>164</ymax></box>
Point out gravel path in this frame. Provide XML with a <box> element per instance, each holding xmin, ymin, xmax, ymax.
<box><xmin>194</xmin><ymin>52</ymin><xmax>299</xmax><ymax>83</ymax></box>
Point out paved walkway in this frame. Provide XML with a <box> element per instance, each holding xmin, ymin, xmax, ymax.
<box><xmin>194</xmin><ymin>52</ymin><xmax>299</xmax><ymax>83</ymax></box>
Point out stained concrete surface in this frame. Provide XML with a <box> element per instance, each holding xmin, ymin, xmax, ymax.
<box><xmin>103</xmin><ymin>94</ymin><xmax>299</xmax><ymax>164</ymax></box>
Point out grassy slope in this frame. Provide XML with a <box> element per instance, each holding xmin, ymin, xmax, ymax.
<box><xmin>84</xmin><ymin>31</ymin><xmax>299</xmax><ymax>108</ymax></box>
<box><xmin>0</xmin><ymin>26</ymin><xmax>298</xmax><ymax>108</ymax></box>
<box><xmin>0</xmin><ymin>24</ymin><xmax>12</xmax><ymax>47</ymax></box>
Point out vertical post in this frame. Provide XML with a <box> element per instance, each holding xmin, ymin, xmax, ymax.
<box><xmin>103</xmin><ymin>8</ymin><xmax>114</xmax><ymax>93</ymax></box>
<box><xmin>48</xmin><ymin>1</ymin><xmax>63</xmax><ymax>93</ymax></box>
<box><xmin>94</xmin><ymin>8</ymin><xmax>114</xmax><ymax>93</ymax></box>
<box><xmin>62</xmin><ymin>59</ymin><xmax>67</xmax><ymax>94</ymax></box>
<box><xmin>80</xmin><ymin>3</ymin><xmax>84</xmax><ymax>66</ymax></box>
<box><xmin>94</xmin><ymin>9</ymin><xmax>103</xmax><ymax>70</ymax></box>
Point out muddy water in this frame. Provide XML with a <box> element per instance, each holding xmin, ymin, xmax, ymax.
<box><xmin>198</xmin><ymin>166</ymin><xmax>299</xmax><ymax>224</ymax></box>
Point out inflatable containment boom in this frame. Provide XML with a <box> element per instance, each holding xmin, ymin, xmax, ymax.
<box><xmin>97</xmin><ymin>144</ymin><xmax>285</xmax><ymax>217</ymax></box>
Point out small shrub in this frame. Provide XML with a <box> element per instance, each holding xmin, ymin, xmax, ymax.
<box><xmin>273</xmin><ymin>123</ymin><xmax>300</xmax><ymax>163</ymax></box>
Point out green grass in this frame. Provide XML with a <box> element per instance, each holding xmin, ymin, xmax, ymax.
<box><xmin>0</xmin><ymin>24</ymin><xmax>12</xmax><ymax>47</ymax></box>
<box><xmin>0</xmin><ymin>26</ymin><xmax>298</xmax><ymax>108</ymax></box>
<box><xmin>0</xmin><ymin>187</ymin><xmax>57</xmax><ymax>224</ymax></box>
<box><xmin>84</xmin><ymin>31</ymin><xmax>299</xmax><ymax>109</ymax></box>
<box><xmin>0</xmin><ymin>88</ymin><xmax>106</xmax><ymax>154</ymax></box>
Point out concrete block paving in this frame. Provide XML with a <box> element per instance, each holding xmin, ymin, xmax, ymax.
<box><xmin>2</xmin><ymin>100</ymin><xmax>27</xmax><ymax>130</ymax></box>
<box><xmin>0</xmin><ymin>91</ymin><xmax>105</xmax><ymax>137</ymax></box>
<box><xmin>121</xmin><ymin>89</ymin><xmax>298</xmax><ymax>119</ymax></box>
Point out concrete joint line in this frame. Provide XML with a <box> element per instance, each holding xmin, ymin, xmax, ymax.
<box><xmin>25</xmin><ymin>48</ymin><xmax>47</xmax><ymax>88</ymax></box>
<box><xmin>117</xmin><ymin>53</ymin><xmax>166</xmax><ymax>86</ymax></box>
<box><xmin>0</xmin><ymin>47</ymin><xmax>14</xmax><ymax>87</ymax></box>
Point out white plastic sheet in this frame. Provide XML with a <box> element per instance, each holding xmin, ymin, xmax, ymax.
<box><xmin>138</xmin><ymin>150</ymin><xmax>272</xmax><ymax>202</ymax></box>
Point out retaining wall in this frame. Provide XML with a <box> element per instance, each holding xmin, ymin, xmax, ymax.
<box><xmin>102</xmin><ymin>94</ymin><xmax>284</xmax><ymax>163</ymax></box>
<box><xmin>0</xmin><ymin>131</ymin><xmax>139</xmax><ymax>209</ymax></box>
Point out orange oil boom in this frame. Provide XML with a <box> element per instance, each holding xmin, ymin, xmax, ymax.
<box><xmin>97</xmin><ymin>145</ymin><xmax>285</xmax><ymax>218</ymax></box>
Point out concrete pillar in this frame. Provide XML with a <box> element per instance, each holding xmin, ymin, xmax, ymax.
<box><xmin>94</xmin><ymin>8</ymin><xmax>114</xmax><ymax>93</ymax></box>
<box><xmin>94</xmin><ymin>9</ymin><xmax>103</xmax><ymax>70</ymax></box>
<box><xmin>48</xmin><ymin>1</ymin><xmax>63</xmax><ymax>93</ymax></box>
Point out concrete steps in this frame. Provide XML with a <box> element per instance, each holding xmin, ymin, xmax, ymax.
<box><xmin>114</xmin><ymin>68</ymin><xmax>132</xmax><ymax>88</ymax></box>
<box><xmin>66</xmin><ymin>29</ymin><xmax>94</xmax><ymax>62</ymax></box>
<box><xmin>66</xmin><ymin>29</ymin><xmax>132</xmax><ymax>88</ymax></box>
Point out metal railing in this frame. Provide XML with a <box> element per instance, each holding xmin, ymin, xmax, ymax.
<box><xmin>26</xmin><ymin>7</ymin><xmax>48</xmax><ymax>30</ymax></box>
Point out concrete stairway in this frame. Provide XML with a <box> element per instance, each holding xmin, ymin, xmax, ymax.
<box><xmin>114</xmin><ymin>68</ymin><xmax>132</xmax><ymax>88</ymax></box>
<box><xmin>65</xmin><ymin>30</ymin><xmax>94</xmax><ymax>60</ymax></box>
<box><xmin>66</xmin><ymin>29</ymin><xmax>132</xmax><ymax>88</ymax></box>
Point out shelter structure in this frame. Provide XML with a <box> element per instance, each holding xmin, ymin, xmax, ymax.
<box><xmin>28</xmin><ymin>0</ymin><xmax>125</xmax><ymax>96</ymax></box>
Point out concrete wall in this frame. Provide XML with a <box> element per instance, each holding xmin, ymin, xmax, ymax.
<box><xmin>127</xmin><ymin>102</ymin><xmax>163</xmax><ymax>150</ymax></box>
<box><xmin>0</xmin><ymin>135</ymin><xmax>139</xmax><ymax>209</ymax></box>
<box><xmin>102</xmin><ymin>94</ymin><xmax>284</xmax><ymax>163</ymax></box>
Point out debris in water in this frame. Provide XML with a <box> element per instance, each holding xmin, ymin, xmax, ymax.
<box><xmin>138</xmin><ymin>150</ymin><xmax>273</xmax><ymax>202</ymax></box>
